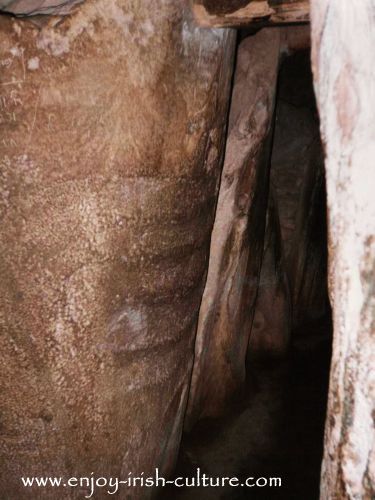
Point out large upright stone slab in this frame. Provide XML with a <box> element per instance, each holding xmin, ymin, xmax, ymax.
<box><xmin>186</xmin><ymin>28</ymin><xmax>280</xmax><ymax>425</ymax></box>
<box><xmin>311</xmin><ymin>2</ymin><xmax>375</xmax><ymax>498</ymax></box>
<box><xmin>0</xmin><ymin>1</ymin><xmax>235</xmax><ymax>497</ymax></box>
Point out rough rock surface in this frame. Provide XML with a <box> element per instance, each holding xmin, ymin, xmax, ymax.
<box><xmin>186</xmin><ymin>28</ymin><xmax>280</xmax><ymax>426</ymax></box>
<box><xmin>248</xmin><ymin>188</ymin><xmax>291</xmax><ymax>356</ymax></box>
<box><xmin>311</xmin><ymin>1</ymin><xmax>375</xmax><ymax>498</ymax></box>
<box><xmin>192</xmin><ymin>0</ymin><xmax>310</xmax><ymax>28</ymax></box>
<box><xmin>0</xmin><ymin>0</ymin><xmax>83</xmax><ymax>16</ymax></box>
<box><xmin>0</xmin><ymin>1</ymin><xmax>235</xmax><ymax>497</ymax></box>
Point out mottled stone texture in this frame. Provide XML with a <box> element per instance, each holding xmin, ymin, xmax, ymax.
<box><xmin>0</xmin><ymin>0</ymin><xmax>83</xmax><ymax>16</ymax></box>
<box><xmin>248</xmin><ymin>188</ymin><xmax>291</xmax><ymax>356</ymax></box>
<box><xmin>193</xmin><ymin>0</ymin><xmax>310</xmax><ymax>28</ymax></box>
<box><xmin>311</xmin><ymin>2</ymin><xmax>375</xmax><ymax>498</ymax></box>
<box><xmin>0</xmin><ymin>1</ymin><xmax>235</xmax><ymax>497</ymax></box>
<box><xmin>186</xmin><ymin>29</ymin><xmax>280</xmax><ymax>426</ymax></box>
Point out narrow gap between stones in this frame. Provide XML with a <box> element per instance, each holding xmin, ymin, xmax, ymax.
<box><xmin>165</xmin><ymin>32</ymin><xmax>332</xmax><ymax>500</ymax></box>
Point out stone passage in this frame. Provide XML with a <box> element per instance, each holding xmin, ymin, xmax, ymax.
<box><xmin>0</xmin><ymin>1</ymin><xmax>374</xmax><ymax>499</ymax></box>
<box><xmin>187</xmin><ymin>28</ymin><xmax>329</xmax><ymax>427</ymax></box>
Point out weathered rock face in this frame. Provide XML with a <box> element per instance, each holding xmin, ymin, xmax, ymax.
<box><xmin>192</xmin><ymin>0</ymin><xmax>310</xmax><ymax>28</ymax></box>
<box><xmin>0</xmin><ymin>0</ymin><xmax>84</xmax><ymax>16</ymax></box>
<box><xmin>270</xmin><ymin>49</ymin><xmax>328</xmax><ymax>328</ymax></box>
<box><xmin>248</xmin><ymin>188</ymin><xmax>291</xmax><ymax>356</ymax></box>
<box><xmin>311</xmin><ymin>1</ymin><xmax>375</xmax><ymax>498</ymax></box>
<box><xmin>0</xmin><ymin>1</ymin><xmax>235</xmax><ymax>497</ymax></box>
<box><xmin>185</xmin><ymin>28</ymin><xmax>280</xmax><ymax>426</ymax></box>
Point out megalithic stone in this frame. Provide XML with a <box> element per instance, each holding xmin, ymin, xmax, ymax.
<box><xmin>311</xmin><ymin>1</ymin><xmax>375</xmax><ymax>498</ymax></box>
<box><xmin>0</xmin><ymin>0</ymin><xmax>84</xmax><ymax>16</ymax></box>
<box><xmin>185</xmin><ymin>28</ymin><xmax>280</xmax><ymax>426</ymax></box>
<box><xmin>0</xmin><ymin>1</ymin><xmax>235</xmax><ymax>497</ymax></box>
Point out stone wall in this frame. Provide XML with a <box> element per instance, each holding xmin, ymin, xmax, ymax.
<box><xmin>186</xmin><ymin>28</ymin><xmax>280</xmax><ymax>425</ymax></box>
<box><xmin>0</xmin><ymin>1</ymin><xmax>235</xmax><ymax>497</ymax></box>
<box><xmin>311</xmin><ymin>1</ymin><xmax>375</xmax><ymax>497</ymax></box>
